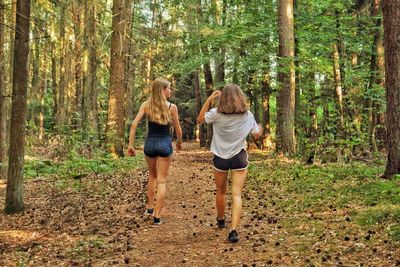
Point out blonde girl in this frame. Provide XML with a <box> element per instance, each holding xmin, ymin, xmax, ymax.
<box><xmin>128</xmin><ymin>77</ymin><xmax>182</xmax><ymax>225</ymax></box>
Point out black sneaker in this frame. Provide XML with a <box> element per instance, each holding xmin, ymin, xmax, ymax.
<box><xmin>144</xmin><ymin>208</ymin><xmax>154</xmax><ymax>216</ymax></box>
<box><xmin>217</xmin><ymin>218</ymin><xmax>226</xmax><ymax>228</ymax></box>
<box><xmin>153</xmin><ymin>217</ymin><xmax>163</xmax><ymax>225</ymax></box>
<box><xmin>228</xmin><ymin>230</ymin><xmax>239</xmax><ymax>243</ymax></box>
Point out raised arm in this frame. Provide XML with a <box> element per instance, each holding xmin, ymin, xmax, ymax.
<box><xmin>196</xmin><ymin>90</ymin><xmax>221</xmax><ymax>124</ymax></box>
<box><xmin>170</xmin><ymin>104</ymin><xmax>183</xmax><ymax>151</ymax></box>
<box><xmin>127</xmin><ymin>102</ymin><xmax>146</xmax><ymax>156</ymax></box>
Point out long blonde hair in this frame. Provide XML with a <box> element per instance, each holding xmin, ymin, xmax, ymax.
<box><xmin>146</xmin><ymin>77</ymin><xmax>171</xmax><ymax>125</ymax></box>
<box><xmin>217</xmin><ymin>83</ymin><xmax>249</xmax><ymax>114</ymax></box>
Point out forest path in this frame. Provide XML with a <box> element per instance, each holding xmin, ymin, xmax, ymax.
<box><xmin>128</xmin><ymin>143</ymin><xmax>273</xmax><ymax>266</ymax></box>
<box><xmin>2</xmin><ymin>143</ymin><xmax>397</xmax><ymax>266</ymax></box>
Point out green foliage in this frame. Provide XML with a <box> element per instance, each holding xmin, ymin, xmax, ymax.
<box><xmin>388</xmin><ymin>224</ymin><xmax>400</xmax><ymax>242</ymax></box>
<box><xmin>357</xmin><ymin>206</ymin><xmax>400</xmax><ymax>226</ymax></box>
<box><xmin>248</xmin><ymin>156</ymin><xmax>399</xmax><ymax>242</ymax></box>
<box><xmin>25</xmin><ymin>0</ymin><xmax>387</xmax><ymax>161</ymax></box>
<box><xmin>24</xmin><ymin>152</ymin><xmax>144</xmax><ymax>180</ymax></box>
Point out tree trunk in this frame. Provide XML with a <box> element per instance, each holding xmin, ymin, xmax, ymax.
<box><xmin>5</xmin><ymin>0</ymin><xmax>31</xmax><ymax>214</ymax></box>
<box><xmin>261</xmin><ymin>74</ymin><xmax>272</xmax><ymax>149</ymax></box>
<box><xmin>106</xmin><ymin>0</ymin><xmax>128</xmax><ymax>157</ymax></box>
<box><xmin>294</xmin><ymin>0</ymin><xmax>301</xmax><ymax>133</ymax></box>
<box><xmin>83</xmin><ymin>0</ymin><xmax>99</xmax><ymax>142</ymax></box>
<box><xmin>332</xmin><ymin>43</ymin><xmax>345</xmax><ymax>138</ymax></box>
<box><xmin>124</xmin><ymin>1</ymin><xmax>135</xmax><ymax>128</ymax></box>
<box><xmin>214</xmin><ymin>0</ymin><xmax>226</xmax><ymax>89</ymax></box>
<box><xmin>203</xmin><ymin>61</ymin><xmax>214</xmax><ymax>148</ymax></box>
<box><xmin>72</xmin><ymin>0</ymin><xmax>83</xmax><ymax>130</ymax></box>
<box><xmin>197</xmin><ymin>2</ymin><xmax>215</xmax><ymax>148</ymax></box>
<box><xmin>306</xmin><ymin>72</ymin><xmax>318</xmax><ymax>164</ymax></box>
<box><xmin>193</xmin><ymin>71</ymin><xmax>206</xmax><ymax>147</ymax></box>
<box><xmin>38</xmin><ymin>46</ymin><xmax>47</xmax><ymax>142</ymax></box>
<box><xmin>368</xmin><ymin>0</ymin><xmax>385</xmax><ymax>153</ymax></box>
<box><xmin>58</xmin><ymin>3</ymin><xmax>67</xmax><ymax>131</ymax></box>
<box><xmin>29</xmin><ymin>21</ymin><xmax>40</xmax><ymax>128</ymax></box>
<box><xmin>335</xmin><ymin>10</ymin><xmax>346</xmax><ymax>92</ymax></box>
<box><xmin>0</xmin><ymin>0</ymin><xmax>7</xmax><ymax>179</ymax></box>
<box><xmin>382</xmin><ymin>0</ymin><xmax>400</xmax><ymax>178</ymax></box>
<box><xmin>51</xmin><ymin>42</ymin><xmax>58</xmax><ymax>130</ymax></box>
<box><xmin>276</xmin><ymin>0</ymin><xmax>296</xmax><ymax>155</ymax></box>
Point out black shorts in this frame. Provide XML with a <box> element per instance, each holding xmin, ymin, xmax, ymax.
<box><xmin>213</xmin><ymin>149</ymin><xmax>248</xmax><ymax>172</ymax></box>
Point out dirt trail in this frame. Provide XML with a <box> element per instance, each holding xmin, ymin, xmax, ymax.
<box><xmin>129</xmin><ymin>144</ymin><xmax>276</xmax><ymax>266</ymax></box>
<box><xmin>2</xmin><ymin>143</ymin><xmax>396</xmax><ymax>266</ymax></box>
<box><xmin>0</xmin><ymin>143</ymin><xmax>277</xmax><ymax>267</ymax></box>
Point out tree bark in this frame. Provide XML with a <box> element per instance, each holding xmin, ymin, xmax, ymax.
<box><xmin>214</xmin><ymin>0</ymin><xmax>226</xmax><ymax>89</ymax></box>
<box><xmin>83</xmin><ymin>0</ymin><xmax>99</xmax><ymax>142</ymax></box>
<box><xmin>261</xmin><ymin>74</ymin><xmax>272</xmax><ymax>149</ymax></box>
<box><xmin>38</xmin><ymin>44</ymin><xmax>47</xmax><ymax>142</ymax></box>
<box><xmin>193</xmin><ymin>71</ymin><xmax>206</xmax><ymax>146</ymax></box>
<box><xmin>5</xmin><ymin>0</ymin><xmax>31</xmax><ymax>214</ymax></box>
<box><xmin>332</xmin><ymin>43</ymin><xmax>345</xmax><ymax>138</ymax></box>
<box><xmin>57</xmin><ymin>3</ymin><xmax>67</xmax><ymax>130</ymax></box>
<box><xmin>382</xmin><ymin>0</ymin><xmax>400</xmax><ymax>178</ymax></box>
<box><xmin>294</xmin><ymin>0</ymin><xmax>301</xmax><ymax>133</ymax></box>
<box><xmin>124</xmin><ymin>1</ymin><xmax>135</xmax><ymax>128</ymax></box>
<box><xmin>72</xmin><ymin>0</ymin><xmax>83</xmax><ymax>130</ymax></box>
<box><xmin>276</xmin><ymin>0</ymin><xmax>296</xmax><ymax>155</ymax></box>
<box><xmin>0</xmin><ymin>0</ymin><xmax>7</xmax><ymax>179</ymax></box>
<box><xmin>368</xmin><ymin>0</ymin><xmax>385</xmax><ymax>152</ymax></box>
<box><xmin>51</xmin><ymin>42</ymin><xmax>58</xmax><ymax>130</ymax></box>
<box><xmin>106</xmin><ymin>0</ymin><xmax>128</xmax><ymax>157</ymax></box>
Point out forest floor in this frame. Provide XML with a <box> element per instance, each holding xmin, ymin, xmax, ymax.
<box><xmin>0</xmin><ymin>142</ymin><xmax>399</xmax><ymax>266</ymax></box>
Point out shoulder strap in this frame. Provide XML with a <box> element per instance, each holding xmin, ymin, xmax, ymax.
<box><xmin>168</xmin><ymin>102</ymin><xmax>172</xmax><ymax>109</ymax></box>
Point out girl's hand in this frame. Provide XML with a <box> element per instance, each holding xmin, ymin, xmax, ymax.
<box><xmin>208</xmin><ymin>90</ymin><xmax>221</xmax><ymax>101</ymax></box>
<box><xmin>127</xmin><ymin>146</ymin><xmax>136</xmax><ymax>156</ymax></box>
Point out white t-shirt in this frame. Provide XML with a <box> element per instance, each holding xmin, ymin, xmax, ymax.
<box><xmin>205</xmin><ymin>108</ymin><xmax>260</xmax><ymax>159</ymax></box>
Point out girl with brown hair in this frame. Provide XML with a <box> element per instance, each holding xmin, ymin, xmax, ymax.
<box><xmin>197</xmin><ymin>83</ymin><xmax>262</xmax><ymax>243</ymax></box>
<box><xmin>128</xmin><ymin>77</ymin><xmax>183</xmax><ymax>225</ymax></box>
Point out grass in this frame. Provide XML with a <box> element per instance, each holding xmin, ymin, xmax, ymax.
<box><xmin>24</xmin><ymin>153</ymin><xmax>145</xmax><ymax>180</ymax></box>
<box><xmin>247</xmin><ymin>155</ymin><xmax>400</xmax><ymax>243</ymax></box>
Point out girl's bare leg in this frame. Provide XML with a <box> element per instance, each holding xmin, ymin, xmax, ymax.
<box><xmin>230</xmin><ymin>169</ymin><xmax>247</xmax><ymax>230</ymax></box>
<box><xmin>145</xmin><ymin>156</ymin><xmax>158</xmax><ymax>209</ymax></box>
<box><xmin>154</xmin><ymin>156</ymin><xmax>172</xmax><ymax>218</ymax></box>
<box><xmin>214</xmin><ymin>169</ymin><xmax>228</xmax><ymax>220</ymax></box>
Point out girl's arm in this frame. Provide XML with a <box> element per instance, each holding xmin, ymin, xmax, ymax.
<box><xmin>170</xmin><ymin>104</ymin><xmax>183</xmax><ymax>151</ymax></box>
<box><xmin>196</xmin><ymin>90</ymin><xmax>221</xmax><ymax>124</ymax></box>
<box><xmin>251</xmin><ymin>123</ymin><xmax>263</xmax><ymax>140</ymax></box>
<box><xmin>127</xmin><ymin>102</ymin><xmax>146</xmax><ymax>156</ymax></box>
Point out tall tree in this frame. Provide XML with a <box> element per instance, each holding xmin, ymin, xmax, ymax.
<box><xmin>5</xmin><ymin>0</ymin><xmax>31</xmax><ymax>213</ymax></box>
<box><xmin>276</xmin><ymin>0</ymin><xmax>296</xmax><ymax>155</ymax></box>
<box><xmin>124</xmin><ymin>1</ymin><xmax>135</xmax><ymax>127</ymax></box>
<box><xmin>0</xmin><ymin>0</ymin><xmax>7</xmax><ymax>179</ymax></box>
<box><xmin>382</xmin><ymin>0</ymin><xmax>400</xmax><ymax>178</ymax></box>
<box><xmin>368</xmin><ymin>0</ymin><xmax>384</xmax><ymax>152</ymax></box>
<box><xmin>332</xmin><ymin>43</ymin><xmax>345</xmax><ymax>137</ymax></box>
<box><xmin>57</xmin><ymin>2</ymin><xmax>67</xmax><ymax>130</ymax></box>
<box><xmin>72</xmin><ymin>0</ymin><xmax>83</xmax><ymax>130</ymax></box>
<box><xmin>261</xmin><ymin>73</ymin><xmax>272</xmax><ymax>148</ymax></box>
<box><xmin>193</xmin><ymin>70</ymin><xmax>205</xmax><ymax>146</ymax></box>
<box><xmin>82</xmin><ymin>0</ymin><xmax>99</xmax><ymax>141</ymax></box>
<box><xmin>213</xmin><ymin>0</ymin><xmax>226</xmax><ymax>89</ymax></box>
<box><xmin>106</xmin><ymin>0</ymin><xmax>129</xmax><ymax>157</ymax></box>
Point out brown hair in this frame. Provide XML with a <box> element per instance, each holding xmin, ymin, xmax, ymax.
<box><xmin>145</xmin><ymin>77</ymin><xmax>171</xmax><ymax>124</ymax></box>
<box><xmin>217</xmin><ymin>83</ymin><xmax>249</xmax><ymax>114</ymax></box>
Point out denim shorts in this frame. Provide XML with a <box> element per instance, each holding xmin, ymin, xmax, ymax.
<box><xmin>144</xmin><ymin>136</ymin><xmax>173</xmax><ymax>158</ymax></box>
<box><xmin>213</xmin><ymin>149</ymin><xmax>248</xmax><ymax>172</ymax></box>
